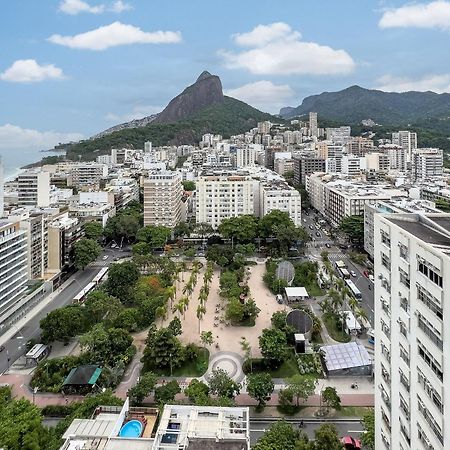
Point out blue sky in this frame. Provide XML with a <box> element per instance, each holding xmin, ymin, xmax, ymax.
<box><xmin>1</xmin><ymin>0</ymin><xmax>450</xmax><ymax>151</ymax></box>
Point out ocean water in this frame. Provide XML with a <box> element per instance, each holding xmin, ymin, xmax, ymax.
<box><xmin>0</xmin><ymin>148</ymin><xmax>62</xmax><ymax>181</ymax></box>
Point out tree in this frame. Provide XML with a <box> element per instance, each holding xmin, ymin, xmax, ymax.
<box><xmin>310</xmin><ymin>424</ymin><xmax>344</xmax><ymax>450</ymax></box>
<box><xmin>339</xmin><ymin>215</ymin><xmax>364</xmax><ymax>244</ymax></box>
<box><xmin>253</xmin><ymin>420</ymin><xmax>300</xmax><ymax>450</ymax></box>
<box><xmin>168</xmin><ymin>317</ymin><xmax>182</xmax><ymax>336</ymax></box>
<box><xmin>106</xmin><ymin>261</ymin><xmax>140</xmax><ymax>303</ymax></box>
<box><xmin>360</xmin><ymin>410</ymin><xmax>375</xmax><ymax>449</ymax></box>
<box><xmin>132</xmin><ymin>242</ymin><xmax>150</xmax><ymax>255</ymax></box>
<box><xmin>137</xmin><ymin>225</ymin><xmax>171</xmax><ymax>248</ymax></box>
<box><xmin>200</xmin><ymin>331</ymin><xmax>214</xmax><ymax>347</ymax></box>
<box><xmin>196</xmin><ymin>304</ymin><xmax>206</xmax><ymax>332</ymax></box>
<box><xmin>40</xmin><ymin>305</ymin><xmax>87</xmax><ymax>344</ymax></box>
<box><xmin>73</xmin><ymin>238</ymin><xmax>101</xmax><ymax>270</ymax></box>
<box><xmin>127</xmin><ymin>372</ymin><xmax>157</xmax><ymax>405</ymax></box>
<box><xmin>79</xmin><ymin>324</ymin><xmax>133</xmax><ymax>366</ymax></box>
<box><xmin>259</xmin><ymin>328</ymin><xmax>288</xmax><ymax>367</ymax></box>
<box><xmin>84</xmin><ymin>291</ymin><xmax>123</xmax><ymax>325</ymax></box>
<box><xmin>242</xmin><ymin>299</ymin><xmax>261</xmax><ymax>322</ymax></box>
<box><xmin>218</xmin><ymin>215</ymin><xmax>259</xmax><ymax>243</ymax></box>
<box><xmin>113</xmin><ymin>308</ymin><xmax>141</xmax><ymax>332</ymax></box>
<box><xmin>286</xmin><ymin>375</ymin><xmax>317</xmax><ymax>406</ymax></box>
<box><xmin>104</xmin><ymin>210</ymin><xmax>141</xmax><ymax>242</ymax></box>
<box><xmin>225</xmin><ymin>298</ymin><xmax>244</xmax><ymax>323</ymax></box>
<box><xmin>208</xmin><ymin>368</ymin><xmax>241</xmax><ymax>399</ymax></box>
<box><xmin>173</xmin><ymin>221</ymin><xmax>192</xmax><ymax>238</ymax></box>
<box><xmin>240</xmin><ymin>336</ymin><xmax>252</xmax><ymax>371</ymax></box>
<box><xmin>194</xmin><ymin>222</ymin><xmax>213</xmax><ymax>239</ymax></box>
<box><xmin>247</xmin><ymin>373</ymin><xmax>274</xmax><ymax>407</ymax></box>
<box><xmin>184</xmin><ymin>379</ymin><xmax>210</xmax><ymax>404</ymax></box>
<box><xmin>259</xmin><ymin>210</ymin><xmax>294</xmax><ymax>238</ymax></box>
<box><xmin>182</xmin><ymin>180</ymin><xmax>196</xmax><ymax>191</ymax></box>
<box><xmin>142</xmin><ymin>327</ymin><xmax>183</xmax><ymax>371</ymax></box>
<box><xmin>154</xmin><ymin>380</ymin><xmax>181</xmax><ymax>404</ymax></box>
<box><xmin>320</xmin><ymin>250</ymin><xmax>329</xmax><ymax>262</ymax></box>
<box><xmin>322</xmin><ymin>387</ymin><xmax>341</xmax><ymax>412</ymax></box>
<box><xmin>83</xmin><ymin>221</ymin><xmax>103</xmax><ymax>240</ymax></box>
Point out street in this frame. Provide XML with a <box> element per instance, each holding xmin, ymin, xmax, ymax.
<box><xmin>250</xmin><ymin>418</ymin><xmax>364</xmax><ymax>446</ymax></box>
<box><xmin>302</xmin><ymin>211</ymin><xmax>375</xmax><ymax>325</ymax></box>
<box><xmin>0</xmin><ymin>247</ymin><xmax>130</xmax><ymax>374</ymax></box>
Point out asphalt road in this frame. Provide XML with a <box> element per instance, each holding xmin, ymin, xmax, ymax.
<box><xmin>250</xmin><ymin>418</ymin><xmax>364</xmax><ymax>446</ymax></box>
<box><xmin>302</xmin><ymin>210</ymin><xmax>375</xmax><ymax>325</ymax></box>
<box><xmin>0</xmin><ymin>247</ymin><xmax>130</xmax><ymax>374</ymax></box>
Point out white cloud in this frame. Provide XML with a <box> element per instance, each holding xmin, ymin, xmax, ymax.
<box><xmin>105</xmin><ymin>105</ymin><xmax>161</xmax><ymax>122</ymax></box>
<box><xmin>220</xmin><ymin>22</ymin><xmax>355</xmax><ymax>75</ymax></box>
<box><xmin>379</xmin><ymin>1</ymin><xmax>450</xmax><ymax>30</ymax></box>
<box><xmin>0</xmin><ymin>59</ymin><xmax>65</xmax><ymax>83</ymax></box>
<box><xmin>48</xmin><ymin>21</ymin><xmax>182</xmax><ymax>50</ymax></box>
<box><xmin>59</xmin><ymin>0</ymin><xmax>105</xmax><ymax>15</ymax></box>
<box><xmin>0</xmin><ymin>124</ymin><xmax>83</xmax><ymax>150</ymax></box>
<box><xmin>375</xmin><ymin>74</ymin><xmax>450</xmax><ymax>92</ymax></box>
<box><xmin>225</xmin><ymin>80</ymin><xmax>295</xmax><ymax>113</ymax></box>
<box><xmin>110</xmin><ymin>1</ymin><xmax>132</xmax><ymax>13</ymax></box>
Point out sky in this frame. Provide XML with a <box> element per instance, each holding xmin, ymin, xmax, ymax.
<box><xmin>1</xmin><ymin>0</ymin><xmax>450</xmax><ymax>152</ymax></box>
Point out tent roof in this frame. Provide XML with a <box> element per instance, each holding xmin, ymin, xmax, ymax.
<box><xmin>63</xmin><ymin>365</ymin><xmax>102</xmax><ymax>386</ymax></box>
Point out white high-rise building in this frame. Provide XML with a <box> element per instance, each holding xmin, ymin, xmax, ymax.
<box><xmin>0</xmin><ymin>221</ymin><xmax>28</xmax><ymax>318</ymax></box>
<box><xmin>144</xmin><ymin>141</ymin><xmax>152</xmax><ymax>153</ymax></box>
<box><xmin>326</xmin><ymin>126</ymin><xmax>351</xmax><ymax>144</ymax></box>
<box><xmin>236</xmin><ymin>147</ymin><xmax>256</xmax><ymax>168</ymax></box>
<box><xmin>196</xmin><ymin>174</ymin><xmax>254</xmax><ymax>229</ymax></box>
<box><xmin>379</xmin><ymin>144</ymin><xmax>407</xmax><ymax>172</ymax></box>
<box><xmin>0</xmin><ymin>158</ymin><xmax>3</xmax><ymax>217</ymax></box>
<box><xmin>17</xmin><ymin>171</ymin><xmax>50</xmax><ymax>207</ymax></box>
<box><xmin>412</xmin><ymin>148</ymin><xmax>443</xmax><ymax>181</ymax></box>
<box><xmin>374</xmin><ymin>213</ymin><xmax>450</xmax><ymax>450</ymax></box>
<box><xmin>257</xmin><ymin>121</ymin><xmax>272</xmax><ymax>134</ymax></box>
<box><xmin>143</xmin><ymin>171</ymin><xmax>182</xmax><ymax>228</ymax></box>
<box><xmin>309</xmin><ymin>112</ymin><xmax>318</xmax><ymax>138</ymax></box>
<box><xmin>392</xmin><ymin>131</ymin><xmax>417</xmax><ymax>162</ymax></box>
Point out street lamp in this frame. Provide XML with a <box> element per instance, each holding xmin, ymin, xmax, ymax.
<box><xmin>169</xmin><ymin>352</ymin><xmax>173</xmax><ymax>377</ymax></box>
<box><xmin>33</xmin><ymin>387</ymin><xmax>39</xmax><ymax>405</ymax></box>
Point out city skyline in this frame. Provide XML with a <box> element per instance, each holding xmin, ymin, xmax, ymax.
<box><xmin>2</xmin><ymin>0</ymin><xmax>450</xmax><ymax>155</ymax></box>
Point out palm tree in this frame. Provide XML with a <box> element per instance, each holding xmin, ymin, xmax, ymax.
<box><xmin>347</xmin><ymin>296</ymin><xmax>359</xmax><ymax>312</ymax></box>
<box><xmin>197</xmin><ymin>304</ymin><xmax>206</xmax><ymax>333</ymax></box>
<box><xmin>326</xmin><ymin>288</ymin><xmax>342</xmax><ymax>315</ymax></box>
<box><xmin>355</xmin><ymin>307</ymin><xmax>369</xmax><ymax>329</ymax></box>
<box><xmin>240</xmin><ymin>337</ymin><xmax>252</xmax><ymax>372</ymax></box>
<box><xmin>166</xmin><ymin>286</ymin><xmax>176</xmax><ymax>308</ymax></box>
<box><xmin>172</xmin><ymin>301</ymin><xmax>184</xmax><ymax>318</ymax></box>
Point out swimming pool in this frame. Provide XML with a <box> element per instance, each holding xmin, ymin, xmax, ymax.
<box><xmin>119</xmin><ymin>420</ymin><xmax>143</xmax><ymax>438</ymax></box>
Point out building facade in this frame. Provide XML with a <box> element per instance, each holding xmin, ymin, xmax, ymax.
<box><xmin>196</xmin><ymin>174</ymin><xmax>254</xmax><ymax>229</ymax></box>
<box><xmin>17</xmin><ymin>171</ymin><xmax>50</xmax><ymax>207</ymax></box>
<box><xmin>143</xmin><ymin>171</ymin><xmax>182</xmax><ymax>228</ymax></box>
<box><xmin>0</xmin><ymin>221</ymin><xmax>28</xmax><ymax>317</ymax></box>
<box><xmin>374</xmin><ymin>213</ymin><xmax>450</xmax><ymax>450</ymax></box>
<box><xmin>412</xmin><ymin>148</ymin><xmax>443</xmax><ymax>181</ymax></box>
<box><xmin>293</xmin><ymin>156</ymin><xmax>326</xmax><ymax>185</ymax></box>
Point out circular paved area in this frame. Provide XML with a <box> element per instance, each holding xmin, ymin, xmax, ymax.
<box><xmin>203</xmin><ymin>351</ymin><xmax>245</xmax><ymax>383</ymax></box>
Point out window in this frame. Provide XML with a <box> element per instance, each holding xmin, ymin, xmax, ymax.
<box><xmin>399</xmin><ymin>343</ymin><xmax>410</xmax><ymax>366</ymax></box>
<box><xmin>398</xmin><ymin>243</ymin><xmax>409</xmax><ymax>261</ymax></box>
<box><xmin>399</xmin><ymin>368</ymin><xmax>410</xmax><ymax>392</ymax></box>
<box><xmin>418</xmin><ymin>258</ymin><xmax>443</xmax><ymax>287</ymax></box>
<box><xmin>417</xmin><ymin>284</ymin><xmax>442</xmax><ymax>320</ymax></box>
<box><xmin>418</xmin><ymin>397</ymin><xmax>443</xmax><ymax>444</ymax></box>
<box><xmin>399</xmin><ymin>268</ymin><xmax>410</xmax><ymax>288</ymax></box>
<box><xmin>381</xmin><ymin>230</ymin><xmax>391</xmax><ymax>247</ymax></box>
<box><xmin>418</xmin><ymin>313</ymin><xmax>443</xmax><ymax>350</ymax></box>
<box><xmin>381</xmin><ymin>252</ymin><xmax>390</xmax><ymax>270</ymax></box>
<box><xmin>418</xmin><ymin>368</ymin><xmax>443</xmax><ymax>413</ymax></box>
<box><xmin>418</xmin><ymin>341</ymin><xmax>443</xmax><ymax>381</ymax></box>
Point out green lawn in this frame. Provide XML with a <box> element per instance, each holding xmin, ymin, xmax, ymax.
<box><xmin>243</xmin><ymin>351</ymin><xmax>300</xmax><ymax>379</ymax></box>
<box><xmin>153</xmin><ymin>348</ymin><xmax>209</xmax><ymax>377</ymax></box>
<box><xmin>323</xmin><ymin>314</ymin><xmax>351</xmax><ymax>343</ymax></box>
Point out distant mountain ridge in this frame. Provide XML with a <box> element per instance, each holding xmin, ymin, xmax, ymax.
<box><xmin>67</xmin><ymin>71</ymin><xmax>278</xmax><ymax>159</ymax></box>
<box><xmin>280</xmin><ymin>85</ymin><xmax>450</xmax><ymax>124</ymax></box>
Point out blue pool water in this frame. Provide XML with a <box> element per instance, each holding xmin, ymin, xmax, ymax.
<box><xmin>119</xmin><ymin>420</ymin><xmax>143</xmax><ymax>438</ymax></box>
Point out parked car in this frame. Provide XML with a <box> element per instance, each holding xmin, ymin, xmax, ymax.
<box><xmin>369</xmin><ymin>274</ymin><xmax>374</xmax><ymax>282</ymax></box>
<box><xmin>276</xmin><ymin>294</ymin><xmax>283</xmax><ymax>304</ymax></box>
<box><xmin>0</xmin><ymin>345</ymin><xmax>5</xmax><ymax>352</ymax></box>
<box><xmin>309</xmin><ymin>225</ymin><xmax>314</xmax><ymax>230</ymax></box>
<box><xmin>341</xmin><ymin>436</ymin><xmax>361</xmax><ymax>450</ymax></box>
<box><xmin>325</xmin><ymin>243</ymin><xmax>331</xmax><ymax>248</ymax></box>
<box><xmin>350</xmin><ymin>270</ymin><xmax>357</xmax><ymax>277</ymax></box>
<box><xmin>363</xmin><ymin>270</ymin><xmax>369</xmax><ymax>278</ymax></box>
<box><xmin>315</xmin><ymin>232</ymin><xmax>320</xmax><ymax>237</ymax></box>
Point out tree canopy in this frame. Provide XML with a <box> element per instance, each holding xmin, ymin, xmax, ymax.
<box><xmin>83</xmin><ymin>221</ymin><xmax>103</xmax><ymax>240</ymax></box>
<box><xmin>247</xmin><ymin>373</ymin><xmax>274</xmax><ymax>406</ymax></box>
<box><xmin>218</xmin><ymin>215</ymin><xmax>259</xmax><ymax>243</ymax></box>
<box><xmin>339</xmin><ymin>215</ymin><xmax>364</xmax><ymax>244</ymax></box>
<box><xmin>73</xmin><ymin>238</ymin><xmax>101</xmax><ymax>270</ymax></box>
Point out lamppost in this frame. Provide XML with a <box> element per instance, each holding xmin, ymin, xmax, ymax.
<box><xmin>169</xmin><ymin>352</ymin><xmax>173</xmax><ymax>377</ymax></box>
<box><xmin>33</xmin><ymin>387</ymin><xmax>38</xmax><ymax>405</ymax></box>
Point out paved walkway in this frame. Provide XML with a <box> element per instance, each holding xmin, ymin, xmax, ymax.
<box><xmin>202</xmin><ymin>351</ymin><xmax>245</xmax><ymax>383</ymax></box>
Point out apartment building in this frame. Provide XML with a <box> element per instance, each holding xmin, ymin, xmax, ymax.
<box><xmin>364</xmin><ymin>199</ymin><xmax>440</xmax><ymax>259</ymax></box>
<box><xmin>47</xmin><ymin>212</ymin><xmax>83</xmax><ymax>274</ymax></box>
<box><xmin>69</xmin><ymin>163</ymin><xmax>108</xmax><ymax>188</ymax></box>
<box><xmin>365</xmin><ymin>152</ymin><xmax>390</xmax><ymax>172</ymax></box>
<box><xmin>21</xmin><ymin>213</ymin><xmax>48</xmax><ymax>280</ymax></box>
<box><xmin>143</xmin><ymin>171</ymin><xmax>182</xmax><ymax>228</ymax></box>
<box><xmin>257</xmin><ymin>120</ymin><xmax>272</xmax><ymax>134</ymax></box>
<box><xmin>196</xmin><ymin>173</ymin><xmax>254</xmax><ymax>229</ymax></box>
<box><xmin>259</xmin><ymin>181</ymin><xmax>302</xmax><ymax>226</ymax></box>
<box><xmin>307</xmin><ymin>173</ymin><xmax>405</xmax><ymax>226</ymax></box>
<box><xmin>236</xmin><ymin>146</ymin><xmax>256</xmax><ymax>168</ymax></box>
<box><xmin>17</xmin><ymin>171</ymin><xmax>50</xmax><ymax>207</ymax></box>
<box><xmin>293</xmin><ymin>156</ymin><xmax>326</xmax><ymax>185</ymax></box>
<box><xmin>374</xmin><ymin>213</ymin><xmax>450</xmax><ymax>450</ymax></box>
<box><xmin>309</xmin><ymin>112</ymin><xmax>318</xmax><ymax>138</ymax></box>
<box><xmin>341</xmin><ymin>155</ymin><xmax>363</xmax><ymax>177</ymax></box>
<box><xmin>379</xmin><ymin>144</ymin><xmax>407</xmax><ymax>172</ymax></box>
<box><xmin>347</xmin><ymin>137</ymin><xmax>374</xmax><ymax>157</ymax></box>
<box><xmin>392</xmin><ymin>130</ymin><xmax>417</xmax><ymax>162</ymax></box>
<box><xmin>326</xmin><ymin>126</ymin><xmax>351</xmax><ymax>144</ymax></box>
<box><xmin>412</xmin><ymin>148</ymin><xmax>443</xmax><ymax>181</ymax></box>
<box><xmin>274</xmin><ymin>158</ymin><xmax>295</xmax><ymax>176</ymax></box>
<box><xmin>0</xmin><ymin>221</ymin><xmax>28</xmax><ymax>317</ymax></box>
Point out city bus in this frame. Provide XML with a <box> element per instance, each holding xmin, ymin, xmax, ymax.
<box><xmin>340</xmin><ymin>268</ymin><xmax>351</xmax><ymax>280</ymax></box>
<box><xmin>73</xmin><ymin>282</ymin><xmax>96</xmax><ymax>303</ymax></box>
<box><xmin>345</xmin><ymin>279</ymin><xmax>362</xmax><ymax>300</ymax></box>
<box><xmin>92</xmin><ymin>267</ymin><xmax>108</xmax><ymax>285</ymax></box>
<box><xmin>335</xmin><ymin>260</ymin><xmax>350</xmax><ymax>279</ymax></box>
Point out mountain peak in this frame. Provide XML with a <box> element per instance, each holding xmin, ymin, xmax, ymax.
<box><xmin>196</xmin><ymin>70</ymin><xmax>213</xmax><ymax>82</ymax></box>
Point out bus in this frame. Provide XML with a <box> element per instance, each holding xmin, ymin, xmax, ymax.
<box><xmin>92</xmin><ymin>267</ymin><xmax>108</xmax><ymax>285</ymax></box>
<box><xmin>340</xmin><ymin>268</ymin><xmax>351</xmax><ymax>280</ymax></box>
<box><xmin>345</xmin><ymin>279</ymin><xmax>362</xmax><ymax>300</ymax></box>
<box><xmin>73</xmin><ymin>282</ymin><xmax>96</xmax><ymax>303</ymax></box>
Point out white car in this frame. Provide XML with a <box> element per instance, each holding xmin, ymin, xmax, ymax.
<box><xmin>102</xmin><ymin>255</ymin><xmax>109</xmax><ymax>260</ymax></box>
<box><xmin>350</xmin><ymin>270</ymin><xmax>357</xmax><ymax>277</ymax></box>
<box><xmin>368</xmin><ymin>274</ymin><xmax>374</xmax><ymax>282</ymax></box>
